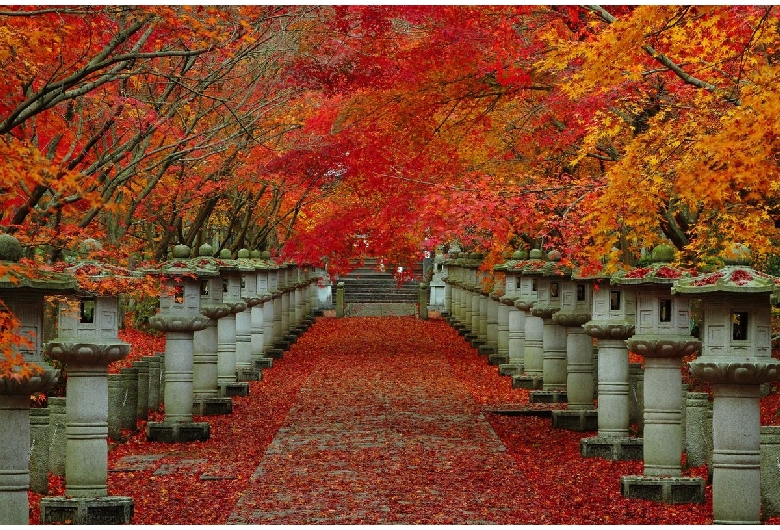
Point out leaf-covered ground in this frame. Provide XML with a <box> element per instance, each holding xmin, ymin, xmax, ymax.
<box><xmin>29</xmin><ymin>315</ymin><xmax>780</xmax><ymax>524</ymax></box>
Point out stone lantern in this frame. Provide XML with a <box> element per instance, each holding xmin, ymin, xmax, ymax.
<box><xmin>672</xmin><ymin>252</ymin><xmax>780</xmax><ymax>523</ymax></box>
<box><xmin>266</xmin><ymin>254</ymin><xmax>286</xmax><ymax>358</ymax></box>
<box><xmin>216</xmin><ymin>249</ymin><xmax>249</xmax><ymax>397</ymax></box>
<box><xmin>498</xmin><ymin>250</ymin><xmax>528</xmax><ymax>377</ymax></box>
<box><xmin>580</xmin><ymin>266</ymin><xmax>641</xmax><ymax>460</ymax></box>
<box><xmin>235</xmin><ymin>249</ymin><xmax>261</xmax><ymax>382</ymax></box>
<box><xmin>462</xmin><ymin>253</ymin><xmax>483</xmax><ymax>345</ymax></box>
<box><xmin>613</xmin><ymin>244</ymin><xmax>704</xmax><ymax>503</ymax></box>
<box><xmin>191</xmin><ymin>244</ymin><xmax>232</xmax><ymax>416</ymax></box>
<box><xmin>246</xmin><ymin>250</ymin><xmax>272</xmax><ymax>371</ymax></box>
<box><xmin>254</xmin><ymin>253</ymin><xmax>276</xmax><ymax>360</ymax></box>
<box><xmin>529</xmin><ymin>251</ymin><xmax>567</xmax><ymax>403</ymax></box>
<box><xmin>145</xmin><ymin>244</ymin><xmax>213</xmax><ymax>442</ymax></box>
<box><xmin>513</xmin><ymin>249</ymin><xmax>546</xmax><ymax>390</ymax></box>
<box><xmin>41</xmin><ymin>252</ymin><xmax>134</xmax><ymax>523</ymax></box>
<box><xmin>0</xmin><ymin>234</ymin><xmax>74</xmax><ymax>525</ymax></box>
<box><xmin>551</xmin><ymin>267</ymin><xmax>597</xmax><ymax>431</ymax></box>
<box><xmin>491</xmin><ymin>260</ymin><xmax>511</xmax><ymax>367</ymax></box>
<box><xmin>443</xmin><ymin>251</ymin><xmax>466</xmax><ymax>332</ymax></box>
<box><xmin>276</xmin><ymin>262</ymin><xmax>295</xmax><ymax>349</ymax></box>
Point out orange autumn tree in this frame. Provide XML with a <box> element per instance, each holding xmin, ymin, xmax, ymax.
<box><xmin>2</xmin><ymin>5</ymin><xmax>779</xmax><ymax>298</ymax></box>
<box><xmin>537</xmin><ymin>5</ymin><xmax>780</xmax><ymax>270</ymax></box>
<box><xmin>0</xmin><ymin>6</ymin><xmax>325</xmax><ymax>264</ymax></box>
<box><xmin>0</xmin><ymin>5</ymin><xmax>324</xmax><ymax>374</ymax></box>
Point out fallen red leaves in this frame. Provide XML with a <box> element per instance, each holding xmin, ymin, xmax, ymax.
<box><xmin>27</xmin><ymin>316</ymin><xmax>780</xmax><ymax>524</ymax></box>
<box><xmin>110</xmin><ymin>328</ymin><xmax>166</xmax><ymax>374</ymax></box>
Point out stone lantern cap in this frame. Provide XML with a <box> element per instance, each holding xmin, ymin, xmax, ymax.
<box><xmin>613</xmin><ymin>245</ymin><xmax>695</xmax><ymax>286</ymax></box>
<box><xmin>673</xmin><ymin>244</ymin><xmax>777</xmax><ymax>294</ymax></box>
<box><xmin>517</xmin><ymin>249</ymin><xmax>547</xmax><ymax>277</ymax></box>
<box><xmin>0</xmin><ymin>234</ymin><xmax>67</xmax><ymax>395</ymax></box>
<box><xmin>671</xmin><ymin>265</ymin><xmax>776</xmax><ymax>295</ymax></box>
<box><xmin>214</xmin><ymin>247</ymin><xmax>253</xmax><ymax>274</ymax></box>
<box><xmin>247</xmin><ymin>250</ymin><xmax>274</xmax><ymax>271</ymax></box>
<box><xmin>53</xmin><ymin>256</ymin><xmax>141</xmax><ymax>298</ymax></box>
<box><xmin>541</xmin><ymin>250</ymin><xmax>571</xmax><ymax>278</ymax></box>
<box><xmin>142</xmin><ymin>244</ymin><xmax>220</xmax><ymax>279</ymax></box>
<box><xmin>0</xmin><ymin>234</ymin><xmax>76</xmax><ymax>292</ymax></box>
<box><xmin>494</xmin><ymin>249</ymin><xmax>529</xmax><ymax>273</ymax></box>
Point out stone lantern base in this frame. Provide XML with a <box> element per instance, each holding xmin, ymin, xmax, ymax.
<box><xmin>512</xmin><ymin>374</ymin><xmax>543</xmax><ymax>390</ymax></box>
<box><xmin>580</xmin><ymin>436</ymin><xmax>643</xmax><ymax>460</ymax></box>
<box><xmin>487</xmin><ymin>351</ymin><xmax>507</xmax><ymax>366</ymax></box>
<box><xmin>529</xmin><ymin>389</ymin><xmax>567</xmax><ymax>404</ymax></box>
<box><xmin>40</xmin><ymin>496</ymin><xmax>134</xmax><ymax>524</ymax></box>
<box><xmin>551</xmin><ymin>409</ymin><xmax>598</xmax><ymax>431</ymax></box>
<box><xmin>620</xmin><ymin>475</ymin><xmax>705</xmax><ymax>504</ymax></box>
<box><xmin>479</xmin><ymin>343</ymin><xmax>498</xmax><ymax>357</ymax></box>
<box><xmin>276</xmin><ymin>338</ymin><xmax>293</xmax><ymax>351</ymax></box>
<box><xmin>220</xmin><ymin>381</ymin><xmax>250</xmax><ymax>397</ymax></box>
<box><xmin>266</xmin><ymin>347</ymin><xmax>285</xmax><ymax>359</ymax></box>
<box><xmin>236</xmin><ymin>366</ymin><xmax>262</xmax><ymax>382</ymax></box>
<box><xmin>147</xmin><ymin>420</ymin><xmax>210</xmax><ymax>443</ymax></box>
<box><xmin>192</xmin><ymin>396</ymin><xmax>233</xmax><ymax>416</ymax></box>
<box><xmin>498</xmin><ymin>362</ymin><xmax>524</xmax><ymax>377</ymax></box>
<box><xmin>254</xmin><ymin>357</ymin><xmax>274</xmax><ymax>370</ymax></box>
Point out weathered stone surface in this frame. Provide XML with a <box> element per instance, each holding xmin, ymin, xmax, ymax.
<box><xmin>620</xmin><ymin>475</ymin><xmax>705</xmax><ymax>504</ymax></box>
<box><xmin>551</xmin><ymin>409</ymin><xmax>598</xmax><ymax>432</ymax></box>
<box><xmin>40</xmin><ymin>496</ymin><xmax>134</xmax><ymax>524</ymax></box>
<box><xmin>29</xmin><ymin>408</ymin><xmax>50</xmax><ymax>494</ymax></box>
<box><xmin>580</xmin><ymin>436</ymin><xmax>643</xmax><ymax>461</ymax></box>
<box><xmin>146</xmin><ymin>421</ymin><xmax>210</xmax><ymax>443</ymax></box>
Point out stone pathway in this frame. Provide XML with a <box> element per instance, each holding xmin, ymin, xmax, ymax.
<box><xmin>226</xmin><ymin>317</ymin><xmax>529</xmax><ymax>524</ymax></box>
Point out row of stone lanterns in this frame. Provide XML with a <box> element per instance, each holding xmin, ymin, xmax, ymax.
<box><xmin>0</xmin><ymin>235</ymin><xmax>323</xmax><ymax>525</ymax></box>
<box><xmin>442</xmin><ymin>244</ymin><xmax>780</xmax><ymax>524</ymax></box>
<box><xmin>143</xmin><ymin>243</ymin><xmax>321</xmax><ymax>443</ymax></box>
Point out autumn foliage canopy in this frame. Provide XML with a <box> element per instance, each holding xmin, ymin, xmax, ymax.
<box><xmin>0</xmin><ymin>5</ymin><xmax>778</xmax><ymax>275</ymax></box>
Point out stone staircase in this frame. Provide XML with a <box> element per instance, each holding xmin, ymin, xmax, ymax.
<box><xmin>339</xmin><ymin>258</ymin><xmax>423</xmax><ymax>314</ymax></box>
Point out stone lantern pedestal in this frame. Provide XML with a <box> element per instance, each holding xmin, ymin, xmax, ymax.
<box><xmin>235</xmin><ymin>249</ymin><xmax>262</xmax><ymax>382</ymax></box>
<box><xmin>217</xmin><ymin>249</ymin><xmax>249</xmax><ymax>397</ymax></box>
<box><xmin>489</xmin><ymin>259</ymin><xmax>510</xmax><ymax>367</ymax></box>
<box><xmin>1</xmin><ymin>374</ymin><xmax>60</xmax><ymax>524</ymax></box>
<box><xmin>255</xmin><ymin>255</ymin><xmax>276</xmax><ymax>366</ymax></box>
<box><xmin>0</xmin><ymin>234</ymin><xmax>76</xmax><ymax>525</ymax></box>
<box><xmin>42</xmin><ymin>310</ymin><xmax>134</xmax><ymax>522</ymax></box>
<box><xmin>529</xmin><ymin>252</ymin><xmax>568</xmax><ymax>404</ymax></box>
<box><xmin>613</xmin><ymin>246</ymin><xmax>705</xmax><ymax>503</ymax></box>
<box><xmin>146</xmin><ymin>245</ymin><xmax>212</xmax><ymax>443</ymax></box>
<box><xmin>581</xmin><ymin>274</ymin><xmax>642</xmax><ymax>460</ymax></box>
<box><xmin>192</xmin><ymin>244</ymin><xmax>233</xmax><ymax>416</ymax></box>
<box><xmin>495</xmin><ymin>251</ymin><xmax>527</xmax><ymax>377</ymax></box>
<box><xmin>551</xmin><ymin>274</ymin><xmax>597</xmax><ymax>431</ymax></box>
<box><xmin>248</xmin><ymin>251</ymin><xmax>273</xmax><ymax>371</ymax></box>
<box><xmin>512</xmin><ymin>250</ymin><xmax>546</xmax><ymax>390</ymax></box>
<box><xmin>673</xmin><ymin>259</ymin><xmax>780</xmax><ymax>523</ymax></box>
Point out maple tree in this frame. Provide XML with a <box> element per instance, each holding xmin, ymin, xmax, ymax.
<box><xmin>3</xmin><ymin>5</ymin><xmax>778</xmax><ymax>276</ymax></box>
<box><xmin>3</xmin><ymin>5</ymin><xmax>780</xmax><ymax>373</ymax></box>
